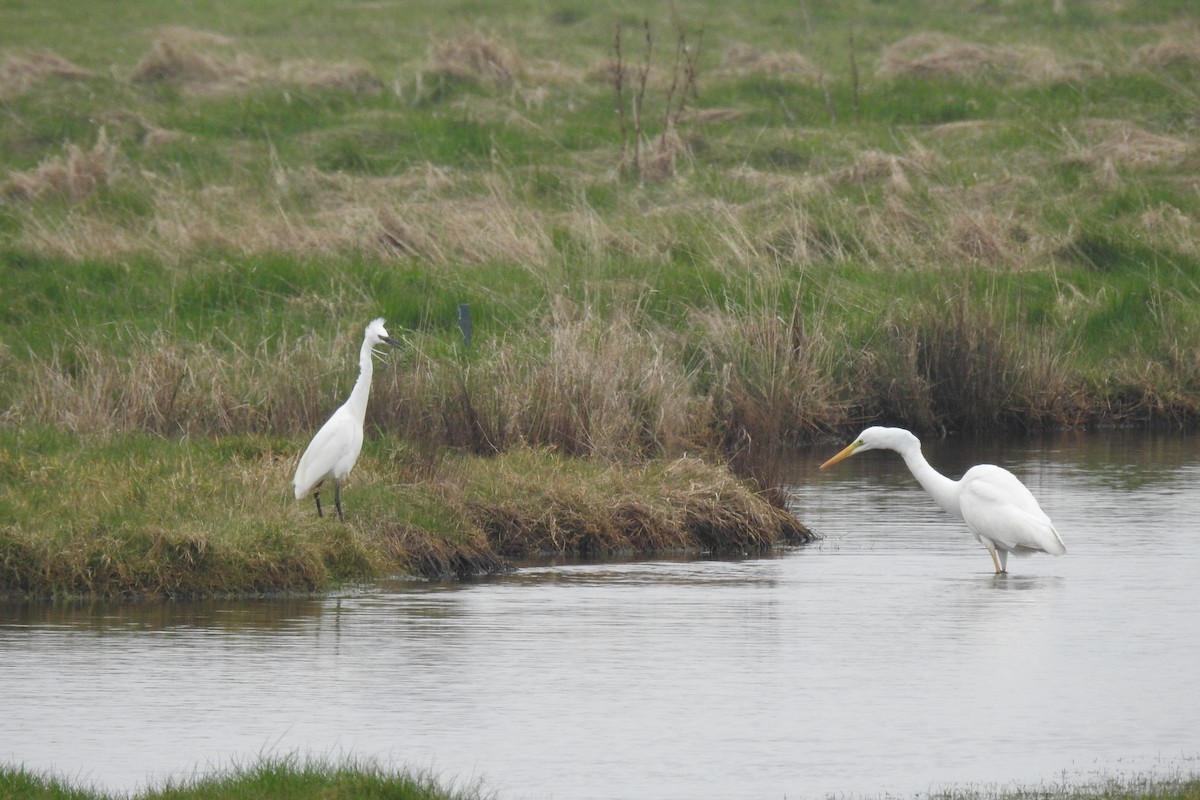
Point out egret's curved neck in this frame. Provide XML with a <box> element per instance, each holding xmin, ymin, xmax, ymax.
<box><xmin>896</xmin><ymin>442</ymin><xmax>962</xmax><ymax>519</ymax></box>
<box><xmin>344</xmin><ymin>337</ymin><xmax>375</xmax><ymax>421</ymax></box>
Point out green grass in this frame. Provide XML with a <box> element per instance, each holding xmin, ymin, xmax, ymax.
<box><xmin>0</xmin><ymin>427</ymin><xmax>811</xmax><ymax>598</ymax></box>
<box><xmin>0</xmin><ymin>757</ymin><xmax>487</xmax><ymax>800</ymax></box>
<box><xmin>3</xmin><ymin>759</ymin><xmax>1199</xmax><ymax>800</ymax></box>
<box><xmin>3</xmin><ymin>0</ymin><xmax>1200</xmax><ymax>596</ymax></box>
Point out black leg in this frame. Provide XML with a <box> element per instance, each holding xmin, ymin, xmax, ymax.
<box><xmin>334</xmin><ymin>479</ymin><xmax>344</xmax><ymax>522</ymax></box>
<box><xmin>314</xmin><ymin>492</ymin><xmax>323</xmax><ymax>518</ymax></box>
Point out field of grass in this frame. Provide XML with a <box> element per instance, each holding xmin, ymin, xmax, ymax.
<box><xmin>3</xmin><ymin>758</ymin><xmax>1199</xmax><ymax>800</ymax></box>
<box><xmin>2</xmin><ymin>0</ymin><xmax>1200</xmax><ymax>595</ymax></box>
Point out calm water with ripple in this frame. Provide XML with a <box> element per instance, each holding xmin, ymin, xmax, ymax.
<box><xmin>2</xmin><ymin>432</ymin><xmax>1198</xmax><ymax>798</ymax></box>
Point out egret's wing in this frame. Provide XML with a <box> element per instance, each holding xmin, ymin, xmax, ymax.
<box><xmin>959</xmin><ymin>465</ymin><xmax>1066</xmax><ymax>555</ymax></box>
<box><xmin>293</xmin><ymin>409</ymin><xmax>356</xmax><ymax>498</ymax></box>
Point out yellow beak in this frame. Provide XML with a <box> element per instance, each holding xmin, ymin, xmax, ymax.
<box><xmin>819</xmin><ymin>441</ymin><xmax>861</xmax><ymax>469</ymax></box>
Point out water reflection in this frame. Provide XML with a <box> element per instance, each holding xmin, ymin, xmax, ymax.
<box><xmin>2</xmin><ymin>597</ymin><xmax>327</xmax><ymax>633</ymax></box>
<box><xmin>1</xmin><ymin>432</ymin><xmax>1198</xmax><ymax>799</ymax></box>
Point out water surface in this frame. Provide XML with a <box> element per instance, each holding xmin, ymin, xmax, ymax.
<box><xmin>2</xmin><ymin>432</ymin><xmax>1198</xmax><ymax>798</ymax></box>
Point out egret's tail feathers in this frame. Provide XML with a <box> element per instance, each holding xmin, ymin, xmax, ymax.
<box><xmin>1045</xmin><ymin>524</ymin><xmax>1067</xmax><ymax>555</ymax></box>
<box><xmin>293</xmin><ymin>472</ymin><xmax>321</xmax><ymax>500</ymax></box>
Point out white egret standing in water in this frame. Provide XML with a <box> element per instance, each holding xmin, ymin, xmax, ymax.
<box><xmin>293</xmin><ymin>318</ymin><xmax>403</xmax><ymax>521</ymax></box>
<box><xmin>819</xmin><ymin>426</ymin><xmax>1066</xmax><ymax>573</ymax></box>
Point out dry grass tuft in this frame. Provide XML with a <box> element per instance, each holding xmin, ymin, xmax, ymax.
<box><xmin>1133</xmin><ymin>35</ymin><xmax>1200</xmax><ymax>69</ymax></box>
<box><xmin>721</xmin><ymin>44</ymin><xmax>824</xmax><ymax>81</ymax></box>
<box><xmin>374</xmin><ymin>177</ymin><xmax>553</xmax><ymax>266</ymax></box>
<box><xmin>855</xmin><ymin>291</ymin><xmax>1085</xmax><ymax>433</ymax></box>
<box><xmin>944</xmin><ymin>209</ymin><xmax>1022</xmax><ymax>265</ymax></box>
<box><xmin>1137</xmin><ymin>204</ymin><xmax>1200</xmax><ymax>257</ymax></box>
<box><xmin>641</xmin><ymin>127</ymin><xmax>688</xmax><ymax>181</ymax></box>
<box><xmin>697</xmin><ymin>302</ymin><xmax>845</xmax><ymax>488</ymax></box>
<box><xmin>130</xmin><ymin>37</ymin><xmax>251</xmax><ymax>85</ymax></box>
<box><xmin>11</xmin><ymin>327</ymin><xmax>344</xmax><ymax>436</ymax></box>
<box><xmin>1065</xmin><ymin>120</ymin><xmax>1191</xmax><ymax>168</ymax></box>
<box><xmin>879</xmin><ymin>33</ymin><xmax>997</xmax><ymax>79</ymax></box>
<box><xmin>427</xmin><ymin>33</ymin><xmax>520</xmax><ymax>88</ymax></box>
<box><xmin>1</xmin><ymin>128</ymin><xmax>120</xmax><ymax>202</ymax></box>
<box><xmin>278</xmin><ymin>60</ymin><xmax>382</xmax><ymax>93</ymax></box>
<box><xmin>130</xmin><ymin>28</ymin><xmax>379</xmax><ymax>94</ymax></box>
<box><xmin>0</xmin><ymin>50</ymin><xmax>93</xmax><ymax>98</ymax></box>
<box><xmin>824</xmin><ymin>145</ymin><xmax>941</xmax><ymax>194</ymax></box>
<box><xmin>377</xmin><ymin>207</ymin><xmax>446</xmax><ymax>261</ymax></box>
<box><xmin>878</xmin><ymin>33</ymin><xmax>1084</xmax><ymax>84</ymax></box>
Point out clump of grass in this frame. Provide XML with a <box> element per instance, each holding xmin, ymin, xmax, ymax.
<box><xmin>12</xmin><ymin>326</ymin><xmax>340</xmax><ymax>436</ymax></box>
<box><xmin>720</xmin><ymin>43</ymin><xmax>824</xmax><ymax>81</ymax></box>
<box><xmin>426</xmin><ymin>33</ymin><xmax>520</xmax><ymax>89</ymax></box>
<box><xmin>850</xmin><ymin>287</ymin><xmax>1088</xmax><ymax>434</ymax></box>
<box><xmin>127</xmin><ymin>27</ymin><xmax>382</xmax><ymax>94</ymax></box>
<box><xmin>371</xmin><ymin>306</ymin><xmax>702</xmax><ymax>460</ymax></box>
<box><xmin>877</xmin><ymin>32</ymin><xmax>1087</xmax><ymax>84</ymax></box>
<box><xmin>1133</xmin><ymin>34</ymin><xmax>1200</xmax><ymax>69</ymax></box>
<box><xmin>943</xmin><ymin>209</ymin><xmax>1023</xmax><ymax>265</ymax></box>
<box><xmin>0</xmin><ymin>49</ymin><xmax>93</xmax><ymax>98</ymax></box>
<box><xmin>1062</xmin><ymin>120</ymin><xmax>1191</xmax><ymax>170</ymax></box>
<box><xmin>696</xmin><ymin>299</ymin><xmax>844</xmax><ymax>489</ymax></box>
<box><xmin>1</xmin><ymin>128</ymin><xmax>119</xmax><ymax>202</ymax></box>
<box><xmin>129</xmin><ymin>32</ymin><xmax>250</xmax><ymax>86</ymax></box>
<box><xmin>276</xmin><ymin>60</ymin><xmax>382</xmax><ymax>93</ymax></box>
<box><xmin>462</xmin><ymin>449</ymin><xmax>813</xmax><ymax>559</ymax></box>
<box><xmin>376</xmin><ymin>177</ymin><xmax>555</xmax><ymax>266</ymax></box>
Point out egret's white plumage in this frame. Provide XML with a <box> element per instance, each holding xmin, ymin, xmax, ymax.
<box><xmin>293</xmin><ymin>318</ymin><xmax>402</xmax><ymax>521</ymax></box>
<box><xmin>819</xmin><ymin>426</ymin><xmax>1066</xmax><ymax>574</ymax></box>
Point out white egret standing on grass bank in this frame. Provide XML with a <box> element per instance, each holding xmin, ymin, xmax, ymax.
<box><xmin>819</xmin><ymin>426</ymin><xmax>1066</xmax><ymax>574</ymax></box>
<box><xmin>293</xmin><ymin>318</ymin><xmax>403</xmax><ymax>521</ymax></box>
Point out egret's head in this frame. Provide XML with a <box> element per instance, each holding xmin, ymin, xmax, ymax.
<box><xmin>365</xmin><ymin>317</ymin><xmax>404</xmax><ymax>350</ymax></box>
<box><xmin>819</xmin><ymin>426</ymin><xmax>918</xmax><ymax>469</ymax></box>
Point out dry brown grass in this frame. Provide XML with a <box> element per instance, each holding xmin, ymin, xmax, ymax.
<box><xmin>877</xmin><ymin>32</ymin><xmax>1091</xmax><ymax>84</ymax></box>
<box><xmin>852</xmin><ymin>289</ymin><xmax>1087</xmax><ymax>433</ymax></box>
<box><xmin>130</xmin><ymin>37</ymin><xmax>252</xmax><ymax>86</ymax></box>
<box><xmin>375</xmin><ymin>176</ymin><xmax>554</xmax><ymax>266</ymax></box>
<box><xmin>1</xmin><ymin>128</ymin><xmax>120</xmax><ymax>202</ymax></box>
<box><xmin>1063</xmin><ymin>120</ymin><xmax>1192</xmax><ymax>168</ymax></box>
<box><xmin>375</xmin><ymin>305</ymin><xmax>702</xmax><ymax>460</ymax></box>
<box><xmin>426</xmin><ymin>33</ymin><xmax>520</xmax><ymax>89</ymax></box>
<box><xmin>277</xmin><ymin>60</ymin><xmax>382</xmax><ymax>93</ymax></box>
<box><xmin>11</xmin><ymin>327</ymin><xmax>342</xmax><ymax>436</ymax></box>
<box><xmin>1133</xmin><ymin>34</ymin><xmax>1200</xmax><ymax>69</ymax></box>
<box><xmin>943</xmin><ymin>208</ymin><xmax>1024</xmax><ymax>265</ymax></box>
<box><xmin>720</xmin><ymin>44</ymin><xmax>824</xmax><ymax>81</ymax></box>
<box><xmin>128</xmin><ymin>27</ymin><xmax>380</xmax><ymax>93</ymax></box>
<box><xmin>0</xmin><ymin>50</ymin><xmax>93</xmax><ymax>98</ymax></box>
<box><xmin>823</xmin><ymin>145</ymin><xmax>941</xmax><ymax>194</ymax></box>
<box><xmin>1137</xmin><ymin>204</ymin><xmax>1200</xmax><ymax>257</ymax></box>
<box><xmin>695</xmin><ymin>300</ymin><xmax>846</xmax><ymax>488</ymax></box>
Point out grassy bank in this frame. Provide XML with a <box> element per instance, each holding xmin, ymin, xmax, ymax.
<box><xmin>0</xmin><ymin>758</ymin><xmax>485</xmax><ymax>800</ymax></box>
<box><xmin>2</xmin><ymin>1</ymin><xmax>1200</xmax><ymax>594</ymax></box>
<box><xmin>0</xmin><ymin>427</ymin><xmax>812</xmax><ymax>598</ymax></box>
<box><xmin>3</xmin><ymin>758</ymin><xmax>1199</xmax><ymax>800</ymax></box>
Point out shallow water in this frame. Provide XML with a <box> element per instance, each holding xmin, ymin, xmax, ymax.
<box><xmin>2</xmin><ymin>432</ymin><xmax>1199</xmax><ymax>798</ymax></box>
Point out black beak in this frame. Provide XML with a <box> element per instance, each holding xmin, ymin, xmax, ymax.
<box><xmin>381</xmin><ymin>335</ymin><xmax>404</xmax><ymax>349</ymax></box>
